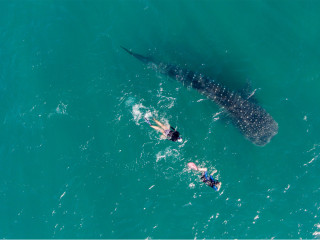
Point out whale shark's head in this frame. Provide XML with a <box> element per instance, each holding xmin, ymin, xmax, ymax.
<box><xmin>252</xmin><ymin>121</ymin><xmax>279</xmax><ymax>146</ymax></box>
<box><xmin>243</xmin><ymin>113</ymin><xmax>279</xmax><ymax>146</ymax></box>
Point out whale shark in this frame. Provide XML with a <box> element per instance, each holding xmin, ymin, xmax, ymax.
<box><xmin>122</xmin><ymin>47</ymin><xmax>278</xmax><ymax>146</ymax></box>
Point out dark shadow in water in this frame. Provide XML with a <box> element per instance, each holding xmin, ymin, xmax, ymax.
<box><xmin>144</xmin><ymin>41</ymin><xmax>254</xmax><ymax>92</ymax></box>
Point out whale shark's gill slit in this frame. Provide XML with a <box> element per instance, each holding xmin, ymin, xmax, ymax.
<box><xmin>122</xmin><ymin>47</ymin><xmax>278</xmax><ymax>146</ymax></box>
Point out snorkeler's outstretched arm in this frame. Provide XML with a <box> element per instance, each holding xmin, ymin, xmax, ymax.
<box><xmin>211</xmin><ymin>170</ymin><xmax>217</xmax><ymax>176</ymax></box>
<box><xmin>197</xmin><ymin>168</ymin><xmax>208</xmax><ymax>172</ymax></box>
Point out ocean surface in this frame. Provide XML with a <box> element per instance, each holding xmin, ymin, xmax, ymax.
<box><xmin>1</xmin><ymin>0</ymin><xmax>320</xmax><ymax>238</ymax></box>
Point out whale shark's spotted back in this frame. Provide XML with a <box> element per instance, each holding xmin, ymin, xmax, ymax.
<box><xmin>222</xmin><ymin>91</ymin><xmax>278</xmax><ymax>146</ymax></box>
<box><xmin>122</xmin><ymin>47</ymin><xmax>278</xmax><ymax>146</ymax></box>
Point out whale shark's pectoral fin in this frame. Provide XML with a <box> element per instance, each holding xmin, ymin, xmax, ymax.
<box><xmin>239</xmin><ymin>80</ymin><xmax>260</xmax><ymax>102</ymax></box>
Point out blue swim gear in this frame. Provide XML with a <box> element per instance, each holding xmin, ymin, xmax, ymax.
<box><xmin>201</xmin><ymin>171</ymin><xmax>219</xmax><ymax>191</ymax></box>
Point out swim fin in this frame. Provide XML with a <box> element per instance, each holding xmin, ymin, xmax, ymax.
<box><xmin>144</xmin><ymin>117</ymin><xmax>151</xmax><ymax>125</ymax></box>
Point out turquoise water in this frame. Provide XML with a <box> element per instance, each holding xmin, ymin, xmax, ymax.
<box><xmin>1</xmin><ymin>0</ymin><xmax>320</xmax><ymax>238</ymax></box>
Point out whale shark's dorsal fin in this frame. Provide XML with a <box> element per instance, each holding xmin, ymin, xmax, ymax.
<box><xmin>121</xmin><ymin>46</ymin><xmax>153</xmax><ymax>64</ymax></box>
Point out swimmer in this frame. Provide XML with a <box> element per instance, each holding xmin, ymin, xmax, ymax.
<box><xmin>188</xmin><ymin>162</ymin><xmax>221</xmax><ymax>191</ymax></box>
<box><xmin>145</xmin><ymin>117</ymin><xmax>182</xmax><ymax>142</ymax></box>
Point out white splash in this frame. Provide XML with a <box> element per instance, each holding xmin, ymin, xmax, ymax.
<box><xmin>284</xmin><ymin>184</ymin><xmax>291</xmax><ymax>193</ymax></box>
<box><xmin>132</xmin><ymin>103</ymin><xmax>146</xmax><ymax>124</ymax></box>
<box><xmin>313</xmin><ymin>231</ymin><xmax>320</xmax><ymax>236</ymax></box>
<box><xmin>253</xmin><ymin>210</ymin><xmax>260</xmax><ymax>224</ymax></box>
<box><xmin>156</xmin><ymin>152</ymin><xmax>166</xmax><ymax>162</ymax></box>
<box><xmin>157</xmin><ymin>96</ymin><xmax>176</xmax><ymax>109</ymax></box>
<box><xmin>156</xmin><ymin>147</ymin><xmax>180</xmax><ymax>162</ymax></box>
<box><xmin>144</xmin><ymin>111</ymin><xmax>153</xmax><ymax>120</ymax></box>
<box><xmin>183</xmin><ymin>202</ymin><xmax>192</xmax><ymax>207</ymax></box>
<box><xmin>125</xmin><ymin>97</ymin><xmax>135</xmax><ymax>107</ymax></box>
<box><xmin>59</xmin><ymin>191</ymin><xmax>66</xmax><ymax>200</ymax></box>
<box><xmin>178</xmin><ymin>139</ymin><xmax>187</xmax><ymax>148</ymax></box>
<box><xmin>56</xmin><ymin>102</ymin><xmax>68</xmax><ymax>115</ymax></box>
<box><xmin>307</xmin><ymin>144</ymin><xmax>319</xmax><ymax>153</ymax></box>
<box><xmin>304</xmin><ymin>156</ymin><xmax>318</xmax><ymax>166</ymax></box>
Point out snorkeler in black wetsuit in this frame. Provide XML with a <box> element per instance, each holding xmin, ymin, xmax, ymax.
<box><xmin>145</xmin><ymin>117</ymin><xmax>182</xmax><ymax>142</ymax></box>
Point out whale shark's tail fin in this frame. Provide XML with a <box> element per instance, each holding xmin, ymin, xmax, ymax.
<box><xmin>121</xmin><ymin>46</ymin><xmax>153</xmax><ymax>64</ymax></box>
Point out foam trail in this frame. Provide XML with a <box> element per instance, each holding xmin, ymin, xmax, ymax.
<box><xmin>132</xmin><ymin>103</ymin><xmax>146</xmax><ymax>125</ymax></box>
